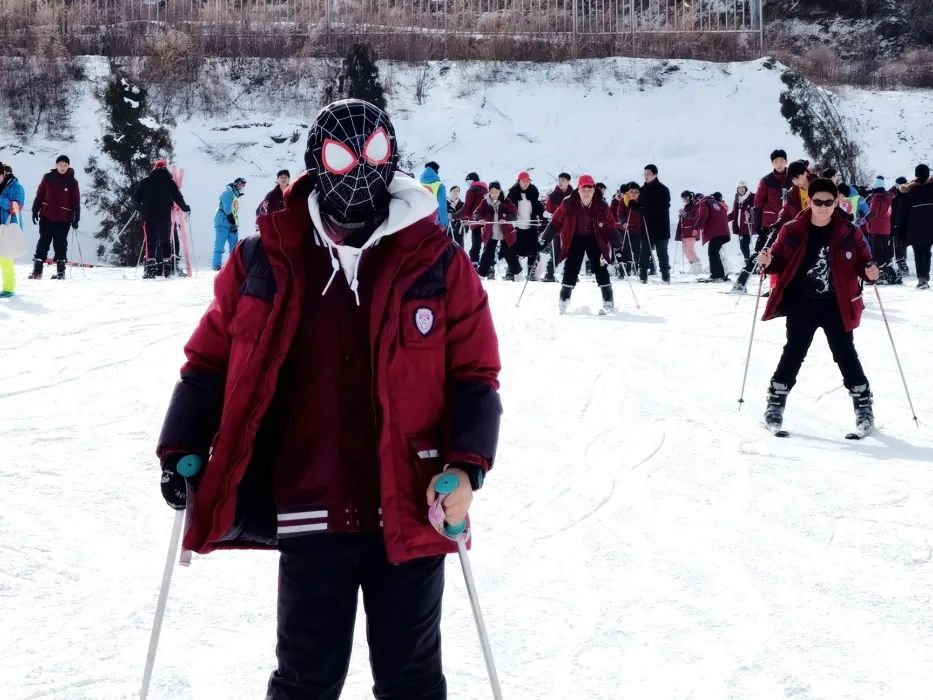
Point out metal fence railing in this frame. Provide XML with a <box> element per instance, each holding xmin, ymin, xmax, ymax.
<box><xmin>0</xmin><ymin>0</ymin><xmax>764</xmax><ymax>56</ymax></box>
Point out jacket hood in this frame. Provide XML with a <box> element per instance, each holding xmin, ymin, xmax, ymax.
<box><xmin>420</xmin><ymin>167</ymin><xmax>440</xmax><ymax>184</ymax></box>
<box><xmin>308</xmin><ymin>172</ymin><xmax>439</xmax><ymax>305</ymax></box>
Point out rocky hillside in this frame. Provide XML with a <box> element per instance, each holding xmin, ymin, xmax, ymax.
<box><xmin>767</xmin><ymin>0</ymin><xmax>933</xmax><ymax>60</ymax></box>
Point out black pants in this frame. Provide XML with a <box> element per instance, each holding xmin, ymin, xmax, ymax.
<box><xmin>868</xmin><ymin>234</ymin><xmax>893</xmax><ymax>265</ymax></box>
<box><xmin>772</xmin><ymin>298</ymin><xmax>868</xmax><ymax>390</ymax></box>
<box><xmin>34</xmin><ymin>219</ymin><xmax>69</xmax><ymax>261</ymax></box>
<box><xmin>267</xmin><ymin>534</ymin><xmax>446</xmax><ymax>700</ymax></box>
<box><xmin>468</xmin><ymin>226</ymin><xmax>482</xmax><ymax>264</ymax></box>
<box><xmin>562</xmin><ymin>235</ymin><xmax>611</xmax><ymax>288</ymax></box>
<box><xmin>739</xmin><ymin>235</ymin><xmax>751</xmax><ymax>264</ymax></box>
<box><xmin>736</xmin><ymin>231</ymin><xmax>771</xmax><ymax>287</ymax></box>
<box><xmin>144</xmin><ymin>216</ymin><xmax>173</xmax><ymax>262</ymax></box>
<box><xmin>478</xmin><ymin>238</ymin><xmax>522</xmax><ymax>276</ymax></box>
<box><xmin>640</xmin><ymin>237</ymin><xmax>670</xmax><ymax>281</ymax></box>
<box><xmin>913</xmin><ymin>238</ymin><xmax>932</xmax><ymax>280</ymax></box>
<box><xmin>708</xmin><ymin>236</ymin><xmax>729</xmax><ymax>279</ymax></box>
<box><xmin>894</xmin><ymin>237</ymin><xmax>909</xmax><ymax>269</ymax></box>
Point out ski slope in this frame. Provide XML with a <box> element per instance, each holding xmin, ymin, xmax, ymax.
<box><xmin>2</xmin><ymin>258</ymin><xmax>933</xmax><ymax>700</ymax></box>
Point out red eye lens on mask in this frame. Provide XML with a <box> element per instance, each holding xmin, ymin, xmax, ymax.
<box><xmin>321</xmin><ymin>139</ymin><xmax>357</xmax><ymax>175</ymax></box>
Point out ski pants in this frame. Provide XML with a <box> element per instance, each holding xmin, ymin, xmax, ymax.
<box><xmin>467</xmin><ymin>225</ymin><xmax>482</xmax><ymax>265</ymax></box>
<box><xmin>144</xmin><ymin>216</ymin><xmax>173</xmax><ymax>263</ymax></box>
<box><xmin>708</xmin><ymin>236</ymin><xmax>729</xmax><ymax>279</ymax></box>
<box><xmin>683</xmin><ymin>236</ymin><xmax>700</xmax><ymax>264</ymax></box>
<box><xmin>912</xmin><ymin>236</ymin><xmax>932</xmax><ymax>280</ymax></box>
<box><xmin>640</xmin><ymin>237</ymin><xmax>670</xmax><ymax>282</ymax></box>
<box><xmin>34</xmin><ymin>219</ymin><xmax>70</xmax><ymax>262</ymax></box>
<box><xmin>738</xmin><ymin>235</ymin><xmax>751</xmax><ymax>264</ymax></box>
<box><xmin>213</xmin><ymin>226</ymin><xmax>238</xmax><ymax>270</ymax></box>
<box><xmin>562</xmin><ymin>235</ymin><xmax>611</xmax><ymax>288</ymax></box>
<box><xmin>868</xmin><ymin>234</ymin><xmax>893</xmax><ymax>266</ymax></box>
<box><xmin>0</xmin><ymin>257</ymin><xmax>14</xmax><ymax>293</ymax></box>
<box><xmin>478</xmin><ymin>238</ymin><xmax>522</xmax><ymax>277</ymax></box>
<box><xmin>771</xmin><ymin>298</ymin><xmax>868</xmax><ymax>391</ymax></box>
<box><xmin>736</xmin><ymin>231</ymin><xmax>772</xmax><ymax>287</ymax></box>
<box><xmin>266</xmin><ymin>533</ymin><xmax>446</xmax><ymax>700</ymax></box>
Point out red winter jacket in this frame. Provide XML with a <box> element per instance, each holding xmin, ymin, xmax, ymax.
<box><xmin>762</xmin><ymin>209</ymin><xmax>873</xmax><ymax>333</ymax></box>
<box><xmin>474</xmin><ymin>195</ymin><xmax>518</xmax><ymax>246</ymax></box>
<box><xmin>454</xmin><ymin>181</ymin><xmax>488</xmax><ymax>224</ymax></box>
<box><xmin>545</xmin><ymin>185</ymin><xmax>573</xmax><ymax>215</ymax></box>
<box><xmin>33</xmin><ymin>168</ymin><xmax>80</xmax><ymax>224</ymax></box>
<box><xmin>753</xmin><ymin>169</ymin><xmax>789</xmax><ymax>232</ymax></box>
<box><xmin>675</xmin><ymin>202</ymin><xmax>699</xmax><ymax>242</ymax></box>
<box><xmin>864</xmin><ymin>190</ymin><xmax>894</xmax><ymax>235</ymax></box>
<box><xmin>729</xmin><ymin>192</ymin><xmax>754</xmax><ymax>236</ymax></box>
<box><xmin>156</xmin><ymin>173</ymin><xmax>502</xmax><ymax>563</ymax></box>
<box><xmin>694</xmin><ymin>196</ymin><xmax>731</xmax><ymax>244</ymax></box>
<box><xmin>547</xmin><ymin>191</ymin><xmax>618</xmax><ymax>262</ymax></box>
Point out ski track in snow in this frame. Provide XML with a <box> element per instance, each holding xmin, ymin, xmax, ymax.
<box><xmin>3</xmin><ymin>261</ymin><xmax>933</xmax><ymax>700</ymax></box>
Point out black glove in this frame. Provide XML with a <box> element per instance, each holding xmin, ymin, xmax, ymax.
<box><xmin>539</xmin><ymin>223</ymin><xmax>555</xmax><ymax>250</ymax></box>
<box><xmin>182</xmin><ymin>205</ymin><xmax>191</xmax><ymax>214</ymax></box>
<box><xmin>32</xmin><ymin>211</ymin><xmax>39</xmax><ymax>225</ymax></box>
<box><xmin>160</xmin><ymin>455</ymin><xmax>189</xmax><ymax>510</ymax></box>
<box><xmin>613</xmin><ymin>248</ymin><xmax>624</xmax><ymax>265</ymax></box>
<box><xmin>71</xmin><ymin>220</ymin><xmax>79</xmax><ymax>230</ymax></box>
<box><xmin>230</xmin><ymin>226</ymin><xmax>239</xmax><ymax>235</ymax></box>
<box><xmin>226</xmin><ymin>213</ymin><xmax>236</xmax><ymax>227</ymax></box>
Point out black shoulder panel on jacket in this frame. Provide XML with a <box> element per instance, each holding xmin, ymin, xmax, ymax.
<box><xmin>405</xmin><ymin>241</ymin><xmax>458</xmax><ymax>300</ymax></box>
<box><xmin>237</xmin><ymin>236</ymin><xmax>276</xmax><ymax>301</ymax></box>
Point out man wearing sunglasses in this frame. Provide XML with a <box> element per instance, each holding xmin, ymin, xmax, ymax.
<box><xmin>757</xmin><ymin>178</ymin><xmax>880</xmax><ymax>436</ymax></box>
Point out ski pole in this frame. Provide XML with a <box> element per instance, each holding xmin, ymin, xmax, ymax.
<box><xmin>516</xmin><ymin>259</ymin><xmax>533</xmax><ymax>307</ymax></box>
<box><xmin>429</xmin><ymin>474</ymin><xmax>503</xmax><ymax>700</ymax></box>
<box><xmin>117</xmin><ymin>210</ymin><xmax>139</xmax><ymax>241</ymax></box>
<box><xmin>140</xmin><ymin>509</ymin><xmax>184</xmax><ymax>700</ymax></box>
<box><xmin>872</xmin><ymin>283</ymin><xmax>920</xmax><ymax>428</ymax></box>
<box><xmin>737</xmin><ymin>257</ymin><xmax>768</xmax><ymax>409</ymax></box>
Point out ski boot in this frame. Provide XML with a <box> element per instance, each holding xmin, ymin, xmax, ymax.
<box><xmin>27</xmin><ymin>258</ymin><xmax>43</xmax><ymax>279</ymax></box>
<box><xmin>504</xmin><ymin>271</ymin><xmax>516</xmax><ymax>282</ymax></box>
<box><xmin>0</xmin><ymin>291</ymin><xmax>13</xmax><ymax>298</ymax></box>
<box><xmin>485</xmin><ymin>268</ymin><xmax>496</xmax><ymax>281</ymax></box>
<box><xmin>764</xmin><ymin>380</ymin><xmax>790</xmax><ymax>432</ymax></box>
<box><xmin>52</xmin><ymin>259</ymin><xmax>66</xmax><ymax>280</ymax></box>
<box><xmin>558</xmin><ymin>284</ymin><xmax>572</xmax><ymax>314</ymax></box>
<box><xmin>897</xmin><ymin>258</ymin><xmax>910</xmax><ymax>277</ymax></box>
<box><xmin>689</xmin><ymin>260</ymin><xmax>704</xmax><ymax>274</ymax></box>
<box><xmin>143</xmin><ymin>258</ymin><xmax>159</xmax><ymax>279</ymax></box>
<box><xmin>918</xmin><ymin>277</ymin><xmax>930</xmax><ymax>290</ymax></box>
<box><xmin>599</xmin><ymin>283</ymin><xmax>614</xmax><ymax>315</ymax></box>
<box><xmin>848</xmin><ymin>384</ymin><xmax>875</xmax><ymax>435</ymax></box>
<box><xmin>526</xmin><ymin>262</ymin><xmax>539</xmax><ymax>282</ymax></box>
<box><xmin>730</xmin><ymin>280</ymin><xmax>747</xmax><ymax>294</ymax></box>
<box><xmin>161</xmin><ymin>257</ymin><xmax>175</xmax><ymax>278</ymax></box>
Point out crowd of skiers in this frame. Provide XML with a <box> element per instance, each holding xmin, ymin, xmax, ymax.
<box><xmin>429</xmin><ymin>151</ymin><xmax>933</xmax><ymax>312</ymax></box>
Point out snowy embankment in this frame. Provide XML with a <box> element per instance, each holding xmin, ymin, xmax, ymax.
<box><xmin>2</xmin><ymin>56</ymin><xmax>933</xmax><ymax>269</ymax></box>
<box><xmin>2</xmin><ymin>264</ymin><xmax>933</xmax><ymax>699</ymax></box>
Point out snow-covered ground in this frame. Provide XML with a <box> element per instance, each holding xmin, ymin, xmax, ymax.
<box><xmin>2</xmin><ymin>258</ymin><xmax>933</xmax><ymax>699</ymax></box>
<box><xmin>2</xmin><ymin>57</ymin><xmax>932</xmax><ymax>270</ymax></box>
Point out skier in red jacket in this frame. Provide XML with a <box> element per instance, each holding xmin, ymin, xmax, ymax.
<box><xmin>29</xmin><ymin>155</ymin><xmax>80</xmax><ymax>280</ymax></box>
<box><xmin>156</xmin><ymin>99</ymin><xmax>502</xmax><ymax>699</ymax></box>
<box><xmin>757</xmin><ymin>178</ymin><xmax>880</xmax><ymax>436</ymax></box>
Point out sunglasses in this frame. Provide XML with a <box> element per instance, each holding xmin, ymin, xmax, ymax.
<box><xmin>811</xmin><ymin>198</ymin><xmax>835</xmax><ymax>207</ymax></box>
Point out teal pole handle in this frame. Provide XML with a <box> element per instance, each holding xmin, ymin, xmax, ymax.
<box><xmin>177</xmin><ymin>455</ymin><xmax>203</xmax><ymax>478</ymax></box>
<box><xmin>434</xmin><ymin>473</ymin><xmax>467</xmax><ymax>537</ymax></box>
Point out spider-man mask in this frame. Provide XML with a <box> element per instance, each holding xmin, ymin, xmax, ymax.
<box><xmin>305</xmin><ymin>99</ymin><xmax>398</xmax><ymax>224</ymax></box>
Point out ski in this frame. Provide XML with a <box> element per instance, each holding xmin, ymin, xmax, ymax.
<box><xmin>42</xmin><ymin>258</ymin><xmax>117</xmax><ymax>269</ymax></box>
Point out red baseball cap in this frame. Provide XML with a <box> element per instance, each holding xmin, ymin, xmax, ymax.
<box><xmin>577</xmin><ymin>174</ymin><xmax>595</xmax><ymax>188</ymax></box>
<box><xmin>518</xmin><ymin>171</ymin><xmax>531</xmax><ymax>181</ymax></box>
<box><xmin>154</xmin><ymin>159</ymin><xmax>167</xmax><ymax>168</ymax></box>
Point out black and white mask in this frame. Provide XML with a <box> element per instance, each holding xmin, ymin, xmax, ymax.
<box><xmin>305</xmin><ymin>99</ymin><xmax>398</xmax><ymax>225</ymax></box>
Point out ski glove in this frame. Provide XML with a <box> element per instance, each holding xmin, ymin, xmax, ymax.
<box><xmin>226</xmin><ymin>213</ymin><xmax>236</xmax><ymax>227</ymax></box>
<box><xmin>71</xmin><ymin>220</ymin><xmax>79</xmax><ymax>230</ymax></box>
<box><xmin>160</xmin><ymin>454</ymin><xmax>196</xmax><ymax>510</ymax></box>
<box><xmin>182</xmin><ymin>204</ymin><xmax>191</xmax><ymax>214</ymax></box>
<box><xmin>31</xmin><ymin>211</ymin><xmax>39</xmax><ymax>225</ymax></box>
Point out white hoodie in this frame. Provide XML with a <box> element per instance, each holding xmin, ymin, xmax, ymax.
<box><xmin>307</xmin><ymin>173</ymin><xmax>439</xmax><ymax>305</ymax></box>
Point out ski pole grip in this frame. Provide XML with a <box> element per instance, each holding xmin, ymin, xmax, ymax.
<box><xmin>434</xmin><ymin>473</ymin><xmax>467</xmax><ymax>537</ymax></box>
<box><xmin>177</xmin><ymin>455</ymin><xmax>203</xmax><ymax>478</ymax></box>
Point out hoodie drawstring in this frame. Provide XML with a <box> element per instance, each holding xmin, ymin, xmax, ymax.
<box><xmin>321</xmin><ymin>246</ymin><xmax>340</xmax><ymax>298</ymax></box>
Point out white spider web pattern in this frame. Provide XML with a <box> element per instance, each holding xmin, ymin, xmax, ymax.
<box><xmin>310</xmin><ymin>100</ymin><xmax>397</xmax><ymax>223</ymax></box>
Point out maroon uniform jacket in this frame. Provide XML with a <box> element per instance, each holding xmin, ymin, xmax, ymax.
<box><xmin>694</xmin><ymin>196</ymin><xmax>731</xmax><ymax>244</ymax></box>
<box><xmin>474</xmin><ymin>195</ymin><xmax>518</xmax><ymax>246</ymax></box>
<box><xmin>33</xmin><ymin>167</ymin><xmax>80</xmax><ymax>224</ymax></box>
<box><xmin>753</xmin><ymin>169</ymin><xmax>789</xmax><ymax>232</ymax></box>
<box><xmin>547</xmin><ymin>190</ymin><xmax>618</xmax><ymax>262</ymax></box>
<box><xmin>762</xmin><ymin>209</ymin><xmax>873</xmax><ymax>333</ymax></box>
<box><xmin>157</xmin><ymin>172</ymin><xmax>502</xmax><ymax>564</ymax></box>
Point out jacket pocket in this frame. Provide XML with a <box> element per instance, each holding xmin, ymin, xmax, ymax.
<box><xmin>408</xmin><ymin>431</ymin><xmax>443</xmax><ymax>486</ymax></box>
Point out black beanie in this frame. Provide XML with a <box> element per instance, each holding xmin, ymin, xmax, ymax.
<box><xmin>770</xmin><ymin>149</ymin><xmax>788</xmax><ymax>162</ymax></box>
